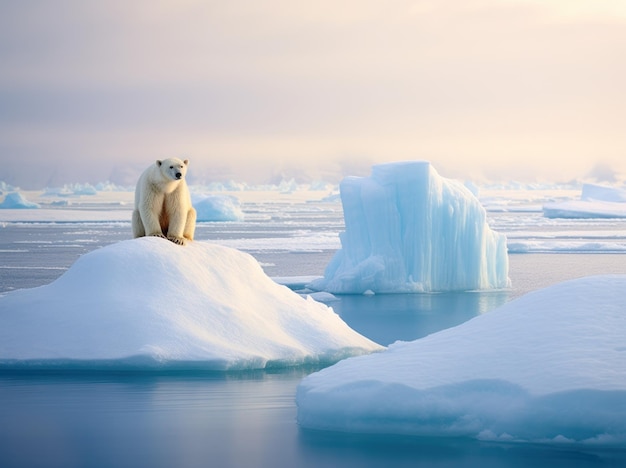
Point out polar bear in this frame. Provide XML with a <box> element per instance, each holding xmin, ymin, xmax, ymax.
<box><xmin>132</xmin><ymin>158</ymin><xmax>196</xmax><ymax>245</ymax></box>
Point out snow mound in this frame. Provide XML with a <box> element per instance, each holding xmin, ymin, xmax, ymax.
<box><xmin>0</xmin><ymin>192</ymin><xmax>40</xmax><ymax>209</ymax></box>
<box><xmin>310</xmin><ymin>161</ymin><xmax>509</xmax><ymax>293</ymax></box>
<box><xmin>194</xmin><ymin>194</ymin><xmax>244</xmax><ymax>221</ymax></box>
<box><xmin>0</xmin><ymin>238</ymin><xmax>381</xmax><ymax>371</ymax></box>
<box><xmin>297</xmin><ymin>275</ymin><xmax>626</xmax><ymax>445</ymax></box>
<box><xmin>544</xmin><ymin>184</ymin><xmax>626</xmax><ymax>218</ymax></box>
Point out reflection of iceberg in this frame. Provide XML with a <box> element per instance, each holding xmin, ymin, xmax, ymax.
<box><xmin>329</xmin><ymin>291</ymin><xmax>509</xmax><ymax>346</ymax></box>
<box><xmin>297</xmin><ymin>275</ymin><xmax>626</xmax><ymax>445</ymax></box>
<box><xmin>0</xmin><ymin>192</ymin><xmax>40</xmax><ymax>209</ymax></box>
<box><xmin>0</xmin><ymin>238</ymin><xmax>381</xmax><ymax>370</ymax></box>
<box><xmin>543</xmin><ymin>183</ymin><xmax>626</xmax><ymax>218</ymax></box>
<box><xmin>310</xmin><ymin>161</ymin><xmax>509</xmax><ymax>293</ymax></box>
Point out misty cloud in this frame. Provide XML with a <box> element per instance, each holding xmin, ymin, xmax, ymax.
<box><xmin>1</xmin><ymin>0</ymin><xmax>625</xmax><ymax>188</ymax></box>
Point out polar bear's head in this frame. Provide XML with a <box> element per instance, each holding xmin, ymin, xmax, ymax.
<box><xmin>157</xmin><ymin>158</ymin><xmax>189</xmax><ymax>181</ymax></box>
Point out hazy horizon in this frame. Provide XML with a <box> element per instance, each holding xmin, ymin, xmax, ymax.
<box><xmin>2</xmin><ymin>0</ymin><xmax>625</xmax><ymax>189</ymax></box>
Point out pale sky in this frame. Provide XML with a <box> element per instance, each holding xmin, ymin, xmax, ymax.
<box><xmin>1</xmin><ymin>0</ymin><xmax>625</xmax><ymax>188</ymax></box>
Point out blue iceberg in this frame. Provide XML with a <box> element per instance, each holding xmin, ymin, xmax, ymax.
<box><xmin>0</xmin><ymin>192</ymin><xmax>40</xmax><ymax>209</ymax></box>
<box><xmin>194</xmin><ymin>194</ymin><xmax>244</xmax><ymax>222</ymax></box>
<box><xmin>310</xmin><ymin>161</ymin><xmax>509</xmax><ymax>293</ymax></box>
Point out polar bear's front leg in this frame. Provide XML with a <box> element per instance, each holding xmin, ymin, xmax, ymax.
<box><xmin>140</xmin><ymin>193</ymin><xmax>166</xmax><ymax>238</ymax></box>
<box><xmin>164</xmin><ymin>194</ymin><xmax>188</xmax><ymax>245</ymax></box>
<box><xmin>166</xmin><ymin>227</ymin><xmax>187</xmax><ymax>245</ymax></box>
<box><xmin>168</xmin><ymin>208</ymin><xmax>196</xmax><ymax>245</ymax></box>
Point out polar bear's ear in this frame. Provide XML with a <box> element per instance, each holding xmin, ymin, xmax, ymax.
<box><xmin>183</xmin><ymin>159</ymin><xmax>189</xmax><ymax>166</ymax></box>
<box><xmin>156</xmin><ymin>160</ymin><xmax>162</xmax><ymax>167</ymax></box>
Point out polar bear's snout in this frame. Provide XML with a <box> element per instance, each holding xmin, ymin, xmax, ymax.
<box><xmin>175</xmin><ymin>172</ymin><xmax>182</xmax><ymax>179</ymax></box>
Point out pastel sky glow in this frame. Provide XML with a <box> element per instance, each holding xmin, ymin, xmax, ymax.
<box><xmin>1</xmin><ymin>0</ymin><xmax>625</xmax><ymax>188</ymax></box>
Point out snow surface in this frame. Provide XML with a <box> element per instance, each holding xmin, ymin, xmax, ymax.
<box><xmin>193</xmin><ymin>194</ymin><xmax>244</xmax><ymax>221</ymax></box>
<box><xmin>0</xmin><ymin>192</ymin><xmax>40</xmax><ymax>209</ymax></box>
<box><xmin>310</xmin><ymin>161</ymin><xmax>510</xmax><ymax>293</ymax></box>
<box><xmin>297</xmin><ymin>275</ymin><xmax>626</xmax><ymax>446</ymax></box>
<box><xmin>0</xmin><ymin>238</ymin><xmax>381</xmax><ymax>370</ymax></box>
<box><xmin>544</xmin><ymin>184</ymin><xmax>626</xmax><ymax>218</ymax></box>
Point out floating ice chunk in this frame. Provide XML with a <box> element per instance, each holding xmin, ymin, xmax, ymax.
<box><xmin>297</xmin><ymin>275</ymin><xmax>626</xmax><ymax>445</ymax></box>
<box><xmin>581</xmin><ymin>183</ymin><xmax>626</xmax><ymax>203</ymax></box>
<box><xmin>194</xmin><ymin>194</ymin><xmax>244</xmax><ymax>221</ymax></box>
<box><xmin>310</xmin><ymin>161</ymin><xmax>509</xmax><ymax>293</ymax></box>
<box><xmin>544</xmin><ymin>184</ymin><xmax>626</xmax><ymax>218</ymax></box>
<box><xmin>543</xmin><ymin>200</ymin><xmax>626</xmax><ymax>219</ymax></box>
<box><xmin>0</xmin><ymin>238</ymin><xmax>381</xmax><ymax>370</ymax></box>
<box><xmin>0</xmin><ymin>192</ymin><xmax>40</xmax><ymax>209</ymax></box>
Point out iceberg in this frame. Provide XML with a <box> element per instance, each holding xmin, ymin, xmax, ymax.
<box><xmin>297</xmin><ymin>275</ymin><xmax>626</xmax><ymax>445</ymax></box>
<box><xmin>543</xmin><ymin>183</ymin><xmax>626</xmax><ymax>218</ymax></box>
<box><xmin>582</xmin><ymin>183</ymin><xmax>626</xmax><ymax>203</ymax></box>
<box><xmin>310</xmin><ymin>161</ymin><xmax>509</xmax><ymax>293</ymax></box>
<box><xmin>0</xmin><ymin>238</ymin><xmax>381</xmax><ymax>370</ymax></box>
<box><xmin>0</xmin><ymin>192</ymin><xmax>40</xmax><ymax>209</ymax></box>
<box><xmin>193</xmin><ymin>194</ymin><xmax>244</xmax><ymax>222</ymax></box>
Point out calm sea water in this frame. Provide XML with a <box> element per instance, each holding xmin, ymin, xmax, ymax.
<box><xmin>1</xmin><ymin>211</ymin><xmax>626</xmax><ymax>467</ymax></box>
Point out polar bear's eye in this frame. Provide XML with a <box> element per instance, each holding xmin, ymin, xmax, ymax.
<box><xmin>170</xmin><ymin>166</ymin><xmax>174</xmax><ymax>169</ymax></box>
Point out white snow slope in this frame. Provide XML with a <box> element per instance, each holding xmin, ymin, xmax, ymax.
<box><xmin>0</xmin><ymin>238</ymin><xmax>382</xmax><ymax>370</ymax></box>
<box><xmin>297</xmin><ymin>275</ymin><xmax>626</xmax><ymax>446</ymax></box>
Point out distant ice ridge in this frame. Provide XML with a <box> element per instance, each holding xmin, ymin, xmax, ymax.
<box><xmin>297</xmin><ymin>275</ymin><xmax>626</xmax><ymax>446</ymax></box>
<box><xmin>543</xmin><ymin>183</ymin><xmax>626</xmax><ymax>218</ymax></box>
<box><xmin>42</xmin><ymin>183</ymin><xmax>98</xmax><ymax>196</ymax></box>
<box><xmin>0</xmin><ymin>238</ymin><xmax>381</xmax><ymax>370</ymax></box>
<box><xmin>310</xmin><ymin>161</ymin><xmax>510</xmax><ymax>293</ymax></box>
<box><xmin>0</xmin><ymin>192</ymin><xmax>40</xmax><ymax>209</ymax></box>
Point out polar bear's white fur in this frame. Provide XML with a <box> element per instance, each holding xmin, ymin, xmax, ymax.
<box><xmin>132</xmin><ymin>158</ymin><xmax>196</xmax><ymax>245</ymax></box>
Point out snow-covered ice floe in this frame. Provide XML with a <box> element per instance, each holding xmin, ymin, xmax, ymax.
<box><xmin>543</xmin><ymin>184</ymin><xmax>626</xmax><ymax>219</ymax></box>
<box><xmin>310</xmin><ymin>161</ymin><xmax>510</xmax><ymax>293</ymax></box>
<box><xmin>0</xmin><ymin>238</ymin><xmax>382</xmax><ymax>371</ymax></box>
<box><xmin>297</xmin><ymin>275</ymin><xmax>626</xmax><ymax>446</ymax></box>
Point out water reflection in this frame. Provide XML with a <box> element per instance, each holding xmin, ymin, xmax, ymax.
<box><xmin>2</xmin><ymin>371</ymin><xmax>623</xmax><ymax>468</ymax></box>
<box><xmin>297</xmin><ymin>429</ymin><xmax>620</xmax><ymax>468</ymax></box>
<box><xmin>0</xmin><ymin>371</ymin><xmax>305</xmax><ymax>468</ymax></box>
<box><xmin>329</xmin><ymin>291</ymin><xmax>510</xmax><ymax>346</ymax></box>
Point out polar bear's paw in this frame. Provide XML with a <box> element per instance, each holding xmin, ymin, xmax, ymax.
<box><xmin>148</xmin><ymin>232</ymin><xmax>167</xmax><ymax>239</ymax></box>
<box><xmin>167</xmin><ymin>236</ymin><xmax>187</xmax><ymax>246</ymax></box>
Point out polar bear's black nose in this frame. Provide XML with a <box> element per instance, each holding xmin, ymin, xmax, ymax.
<box><xmin>175</xmin><ymin>172</ymin><xmax>182</xmax><ymax>179</ymax></box>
